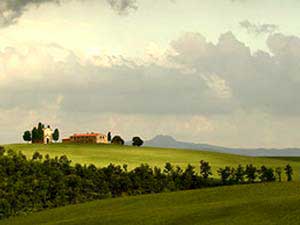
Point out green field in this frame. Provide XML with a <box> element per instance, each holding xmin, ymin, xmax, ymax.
<box><xmin>1</xmin><ymin>182</ymin><xmax>300</xmax><ymax>225</ymax></box>
<box><xmin>5</xmin><ymin>143</ymin><xmax>300</xmax><ymax>178</ymax></box>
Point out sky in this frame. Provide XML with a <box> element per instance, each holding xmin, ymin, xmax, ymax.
<box><xmin>1</xmin><ymin>0</ymin><xmax>300</xmax><ymax>148</ymax></box>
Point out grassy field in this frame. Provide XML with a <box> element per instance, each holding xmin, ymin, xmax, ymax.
<box><xmin>5</xmin><ymin>143</ymin><xmax>300</xmax><ymax>178</ymax></box>
<box><xmin>1</xmin><ymin>182</ymin><xmax>300</xmax><ymax>225</ymax></box>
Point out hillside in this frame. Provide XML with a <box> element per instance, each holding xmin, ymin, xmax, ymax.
<box><xmin>1</xmin><ymin>182</ymin><xmax>300</xmax><ymax>225</ymax></box>
<box><xmin>5</xmin><ymin>143</ymin><xmax>300</xmax><ymax>177</ymax></box>
<box><xmin>144</xmin><ymin>135</ymin><xmax>300</xmax><ymax>157</ymax></box>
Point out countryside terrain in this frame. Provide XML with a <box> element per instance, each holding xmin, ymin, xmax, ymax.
<box><xmin>5</xmin><ymin>143</ymin><xmax>300</xmax><ymax>178</ymax></box>
<box><xmin>1</xmin><ymin>182</ymin><xmax>300</xmax><ymax>225</ymax></box>
<box><xmin>2</xmin><ymin>143</ymin><xmax>300</xmax><ymax>225</ymax></box>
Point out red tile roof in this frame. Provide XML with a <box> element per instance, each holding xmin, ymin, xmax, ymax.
<box><xmin>72</xmin><ymin>133</ymin><xmax>101</xmax><ymax>137</ymax></box>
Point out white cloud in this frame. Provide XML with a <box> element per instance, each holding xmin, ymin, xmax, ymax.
<box><xmin>1</xmin><ymin>31</ymin><xmax>300</xmax><ymax>147</ymax></box>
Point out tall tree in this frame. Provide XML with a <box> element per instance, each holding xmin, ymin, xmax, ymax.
<box><xmin>245</xmin><ymin>164</ymin><xmax>257</xmax><ymax>183</ymax></box>
<box><xmin>37</xmin><ymin>122</ymin><xmax>44</xmax><ymax>142</ymax></box>
<box><xmin>23</xmin><ymin>131</ymin><xmax>32</xmax><ymax>143</ymax></box>
<box><xmin>53</xmin><ymin>129</ymin><xmax>60</xmax><ymax>143</ymax></box>
<box><xmin>285</xmin><ymin>164</ymin><xmax>293</xmax><ymax>182</ymax></box>
<box><xmin>275</xmin><ymin>167</ymin><xmax>282</xmax><ymax>182</ymax></box>
<box><xmin>107</xmin><ymin>132</ymin><xmax>112</xmax><ymax>142</ymax></box>
<box><xmin>200</xmin><ymin>160</ymin><xmax>212</xmax><ymax>179</ymax></box>
<box><xmin>31</xmin><ymin>127</ymin><xmax>38</xmax><ymax>143</ymax></box>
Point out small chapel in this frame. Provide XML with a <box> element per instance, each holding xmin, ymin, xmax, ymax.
<box><xmin>43</xmin><ymin>126</ymin><xmax>53</xmax><ymax>144</ymax></box>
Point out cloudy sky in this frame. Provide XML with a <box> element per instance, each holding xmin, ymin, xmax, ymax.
<box><xmin>1</xmin><ymin>0</ymin><xmax>300</xmax><ymax>148</ymax></box>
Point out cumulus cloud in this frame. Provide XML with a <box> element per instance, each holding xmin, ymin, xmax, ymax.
<box><xmin>1</xmin><ymin>31</ymin><xmax>300</xmax><ymax>147</ymax></box>
<box><xmin>0</xmin><ymin>0</ymin><xmax>138</xmax><ymax>27</ymax></box>
<box><xmin>240</xmin><ymin>20</ymin><xmax>279</xmax><ymax>35</ymax></box>
<box><xmin>106</xmin><ymin>0</ymin><xmax>137</xmax><ymax>15</ymax></box>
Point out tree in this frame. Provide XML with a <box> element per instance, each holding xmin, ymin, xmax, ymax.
<box><xmin>23</xmin><ymin>131</ymin><xmax>32</xmax><ymax>143</ymax></box>
<box><xmin>235</xmin><ymin>165</ymin><xmax>245</xmax><ymax>183</ymax></box>
<box><xmin>258</xmin><ymin>166</ymin><xmax>275</xmax><ymax>182</ymax></box>
<box><xmin>132</xmin><ymin>137</ymin><xmax>144</xmax><ymax>147</ymax></box>
<box><xmin>200</xmin><ymin>160</ymin><xmax>212</xmax><ymax>179</ymax></box>
<box><xmin>111</xmin><ymin>136</ymin><xmax>125</xmax><ymax>145</ymax></box>
<box><xmin>31</xmin><ymin>127</ymin><xmax>38</xmax><ymax>143</ymax></box>
<box><xmin>37</xmin><ymin>122</ymin><xmax>45</xmax><ymax>142</ymax></box>
<box><xmin>275</xmin><ymin>167</ymin><xmax>282</xmax><ymax>182</ymax></box>
<box><xmin>53</xmin><ymin>129</ymin><xmax>60</xmax><ymax>143</ymax></box>
<box><xmin>107</xmin><ymin>132</ymin><xmax>112</xmax><ymax>142</ymax></box>
<box><xmin>218</xmin><ymin>167</ymin><xmax>231</xmax><ymax>184</ymax></box>
<box><xmin>285</xmin><ymin>164</ymin><xmax>293</xmax><ymax>182</ymax></box>
<box><xmin>245</xmin><ymin>164</ymin><xmax>257</xmax><ymax>183</ymax></box>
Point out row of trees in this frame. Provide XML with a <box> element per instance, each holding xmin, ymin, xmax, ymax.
<box><xmin>0</xmin><ymin>147</ymin><xmax>292</xmax><ymax>219</ymax></box>
<box><xmin>23</xmin><ymin>122</ymin><xmax>59</xmax><ymax>143</ymax></box>
<box><xmin>217</xmin><ymin>164</ymin><xmax>293</xmax><ymax>184</ymax></box>
<box><xmin>107</xmin><ymin>132</ymin><xmax>144</xmax><ymax>147</ymax></box>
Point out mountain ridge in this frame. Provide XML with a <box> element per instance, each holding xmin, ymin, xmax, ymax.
<box><xmin>143</xmin><ymin>135</ymin><xmax>300</xmax><ymax>157</ymax></box>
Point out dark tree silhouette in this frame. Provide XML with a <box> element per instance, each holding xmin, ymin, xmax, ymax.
<box><xmin>284</xmin><ymin>164</ymin><xmax>293</xmax><ymax>182</ymax></box>
<box><xmin>235</xmin><ymin>164</ymin><xmax>245</xmax><ymax>183</ymax></box>
<box><xmin>31</xmin><ymin>127</ymin><xmax>38</xmax><ymax>143</ymax></box>
<box><xmin>275</xmin><ymin>167</ymin><xmax>282</xmax><ymax>182</ymax></box>
<box><xmin>200</xmin><ymin>160</ymin><xmax>212</xmax><ymax>179</ymax></box>
<box><xmin>23</xmin><ymin>131</ymin><xmax>32</xmax><ymax>143</ymax></box>
<box><xmin>107</xmin><ymin>132</ymin><xmax>112</xmax><ymax>142</ymax></box>
<box><xmin>217</xmin><ymin>166</ymin><xmax>231</xmax><ymax>184</ymax></box>
<box><xmin>53</xmin><ymin>129</ymin><xmax>60</xmax><ymax>143</ymax></box>
<box><xmin>111</xmin><ymin>136</ymin><xmax>125</xmax><ymax>145</ymax></box>
<box><xmin>259</xmin><ymin>166</ymin><xmax>275</xmax><ymax>182</ymax></box>
<box><xmin>245</xmin><ymin>164</ymin><xmax>257</xmax><ymax>183</ymax></box>
<box><xmin>132</xmin><ymin>137</ymin><xmax>144</xmax><ymax>147</ymax></box>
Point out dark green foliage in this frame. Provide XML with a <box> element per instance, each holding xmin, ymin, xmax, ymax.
<box><xmin>275</xmin><ymin>167</ymin><xmax>282</xmax><ymax>182</ymax></box>
<box><xmin>285</xmin><ymin>164</ymin><xmax>293</xmax><ymax>182</ymax></box>
<box><xmin>52</xmin><ymin>129</ymin><xmax>60</xmax><ymax>142</ymax></box>
<box><xmin>37</xmin><ymin>122</ymin><xmax>44</xmax><ymax>142</ymax></box>
<box><xmin>0</xmin><ymin>148</ymin><xmax>286</xmax><ymax>220</ymax></box>
<box><xmin>200</xmin><ymin>160</ymin><xmax>212</xmax><ymax>179</ymax></box>
<box><xmin>107</xmin><ymin>132</ymin><xmax>112</xmax><ymax>142</ymax></box>
<box><xmin>31</xmin><ymin>127</ymin><xmax>39</xmax><ymax>143</ymax></box>
<box><xmin>235</xmin><ymin>165</ymin><xmax>245</xmax><ymax>183</ymax></box>
<box><xmin>217</xmin><ymin>167</ymin><xmax>232</xmax><ymax>184</ymax></box>
<box><xmin>245</xmin><ymin>164</ymin><xmax>257</xmax><ymax>183</ymax></box>
<box><xmin>258</xmin><ymin>166</ymin><xmax>276</xmax><ymax>182</ymax></box>
<box><xmin>132</xmin><ymin>137</ymin><xmax>144</xmax><ymax>147</ymax></box>
<box><xmin>23</xmin><ymin>131</ymin><xmax>32</xmax><ymax>143</ymax></box>
<box><xmin>27</xmin><ymin>122</ymin><xmax>46</xmax><ymax>144</ymax></box>
<box><xmin>111</xmin><ymin>136</ymin><xmax>125</xmax><ymax>145</ymax></box>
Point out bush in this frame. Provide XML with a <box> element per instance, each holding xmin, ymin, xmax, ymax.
<box><xmin>111</xmin><ymin>136</ymin><xmax>125</xmax><ymax>145</ymax></box>
<box><xmin>132</xmin><ymin>137</ymin><xmax>144</xmax><ymax>147</ymax></box>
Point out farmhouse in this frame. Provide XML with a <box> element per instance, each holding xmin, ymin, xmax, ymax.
<box><xmin>63</xmin><ymin>133</ymin><xmax>108</xmax><ymax>144</ymax></box>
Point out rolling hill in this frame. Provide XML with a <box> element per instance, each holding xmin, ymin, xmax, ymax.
<box><xmin>1</xmin><ymin>182</ymin><xmax>300</xmax><ymax>225</ymax></box>
<box><xmin>144</xmin><ymin>135</ymin><xmax>300</xmax><ymax>157</ymax></box>
<box><xmin>5</xmin><ymin>143</ymin><xmax>300</xmax><ymax>178</ymax></box>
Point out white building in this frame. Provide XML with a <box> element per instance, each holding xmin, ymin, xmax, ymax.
<box><xmin>43</xmin><ymin>126</ymin><xmax>53</xmax><ymax>144</ymax></box>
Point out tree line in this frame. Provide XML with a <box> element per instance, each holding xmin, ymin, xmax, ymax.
<box><xmin>0</xmin><ymin>147</ymin><xmax>293</xmax><ymax>219</ymax></box>
<box><xmin>108</xmin><ymin>132</ymin><xmax>144</xmax><ymax>147</ymax></box>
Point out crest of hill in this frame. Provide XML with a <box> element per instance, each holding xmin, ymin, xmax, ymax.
<box><xmin>143</xmin><ymin>135</ymin><xmax>300</xmax><ymax>157</ymax></box>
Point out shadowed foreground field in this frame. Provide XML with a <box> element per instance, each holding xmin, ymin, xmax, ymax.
<box><xmin>5</xmin><ymin>143</ymin><xmax>300</xmax><ymax>178</ymax></box>
<box><xmin>1</xmin><ymin>182</ymin><xmax>300</xmax><ymax>225</ymax></box>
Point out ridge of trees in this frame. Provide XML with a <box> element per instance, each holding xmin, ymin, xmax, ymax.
<box><xmin>0</xmin><ymin>146</ymin><xmax>293</xmax><ymax>219</ymax></box>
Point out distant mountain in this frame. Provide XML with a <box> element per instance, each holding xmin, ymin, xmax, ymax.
<box><xmin>143</xmin><ymin>135</ymin><xmax>300</xmax><ymax>157</ymax></box>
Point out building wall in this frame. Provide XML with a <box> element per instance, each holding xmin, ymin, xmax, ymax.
<box><xmin>68</xmin><ymin>134</ymin><xmax>108</xmax><ymax>144</ymax></box>
<box><xmin>43</xmin><ymin>128</ymin><xmax>53</xmax><ymax>144</ymax></box>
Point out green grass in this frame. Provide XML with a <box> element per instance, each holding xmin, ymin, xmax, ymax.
<box><xmin>5</xmin><ymin>143</ymin><xmax>300</xmax><ymax>178</ymax></box>
<box><xmin>1</xmin><ymin>182</ymin><xmax>300</xmax><ymax>225</ymax></box>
